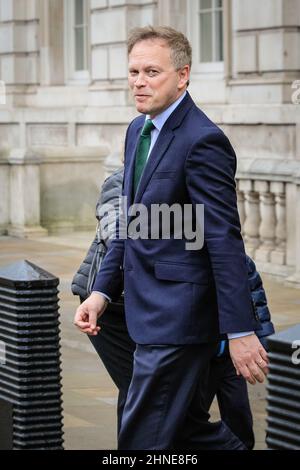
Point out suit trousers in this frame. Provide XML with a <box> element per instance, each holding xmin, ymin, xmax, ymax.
<box><xmin>86</xmin><ymin>300</ymin><xmax>135</xmax><ymax>434</ymax></box>
<box><xmin>86</xmin><ymin>303</ymin><xmax>252</xmax><ymax>449</ymax></box>
<box><xmin>204</xmin><ymin>355</ymin><xmax>255</xmax><ymax>450</ymax></box>
<box><xmin>118</xmin><ymin>343</ymin><xmax>245</xmax><ymax>450</ymax></box>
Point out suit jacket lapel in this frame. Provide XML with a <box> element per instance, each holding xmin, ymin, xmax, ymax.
<box><xmin>125</xmin><ymin>122</ymin><xmax>143</xmax><ymax>209</ymax></box>
<box><xmin>126</xmin><ymin>92</ymin><xmax>195</xmax><ymax>206</ymax></box>
<box><xmin>133</xmin><ymin>129</ymin><xmax>174</xmax><ymax>204</ymax></box>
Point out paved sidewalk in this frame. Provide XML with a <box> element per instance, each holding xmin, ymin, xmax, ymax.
<box><xmin>0</xmin><ymin>233</ymin><xmax>299</xmax><ymax>450</ymax></box>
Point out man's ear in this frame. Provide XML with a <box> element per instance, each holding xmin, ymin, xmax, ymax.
<box><xmin>178</xmin><ymin>65</ymin><xmax>190</xmax><ymax>90</ymax></box>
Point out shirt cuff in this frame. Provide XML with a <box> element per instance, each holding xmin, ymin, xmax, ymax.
<box><xmin>227</xmin><ymin>331</ymin><xmax>254</xmax><ymax>340</ymax></box>
<box><xmin>92</xmin><ymin>291</ymin><xmax>112</xmax><ymax>303</ymax></box>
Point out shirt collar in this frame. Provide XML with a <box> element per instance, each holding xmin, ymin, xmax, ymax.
<box><xmin>146</xmin><ymin>91</ymin><xmax>187</xmax><ymax>132</ymax></box>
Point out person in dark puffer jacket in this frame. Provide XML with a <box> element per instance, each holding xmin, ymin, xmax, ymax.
<box><xmin>72</xmin><ymin>168</ymin><xmax>274</xmax><ymax>449</ymax></box>
<box><xmin>204</xmin><ymin>256</ymin><xmax>274</xmax><ymax>450</ymax></box>
<box><xmin>72</xmin><ymin>169</ymin><xmax>135</xmax><ymax>436</ymax></box>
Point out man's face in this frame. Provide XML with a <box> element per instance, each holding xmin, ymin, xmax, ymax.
<box><xmin>128</xmin><ymin>38</ymin><xmax>189</xmax><ymax>118</ymax></box>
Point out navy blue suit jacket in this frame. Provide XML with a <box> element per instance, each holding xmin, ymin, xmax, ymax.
<box><xmin>93</xmin><ymin>92</ymin><xmax>260</xmax><ymax>344</ymax></box>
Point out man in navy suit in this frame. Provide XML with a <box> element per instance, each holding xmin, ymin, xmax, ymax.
<box><xmin>74</xmin><ymin>26</ymin><xmax>268</xmax><ymax>450</ymax></box>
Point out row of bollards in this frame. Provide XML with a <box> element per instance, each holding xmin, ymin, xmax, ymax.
<box><xmin>0</xmin><ymin>259</ymin><xmax>299</xmax><ymax>450</ymax></box>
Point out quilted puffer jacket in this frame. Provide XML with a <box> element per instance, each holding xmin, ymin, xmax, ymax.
<box><xmin>72</xmin><ymin>168</ymin><xmax>275</xmax><ymax>349</ymax></box>
<box><xmin>71</xmin><ymin>168</ymin><xmax>124</xmax><ymax>301</ymax></box>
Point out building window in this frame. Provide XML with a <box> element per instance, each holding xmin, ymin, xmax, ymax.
<box><xmin>64</xmin><ymin>0</ymin><xmax>90</xmax><ymax>83</ymax></box>
<box><xmin>188</xmin><ymin>0</ymin><xmax>224</xmax><ymax>74</ymax></box>
<box><xmin>198</xmin><ymin>0</ymin><xmax>223</xmax><ymax>63</ymax></box>
<box><xmin>74</xmin><ymin>0</ymin><xmax>88</xmax><ymax>71</ymax></box>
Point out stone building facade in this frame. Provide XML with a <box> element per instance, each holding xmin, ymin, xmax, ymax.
<box><xmin>0</xmin><ymin>0</ymin><xmax>300</xmax><ymax>285</ymax></box>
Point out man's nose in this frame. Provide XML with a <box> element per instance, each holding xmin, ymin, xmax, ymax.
<box><xmin>134</xmin><ymin>73</ymin><xmax>146</xmax><ymax>87</ymax></box>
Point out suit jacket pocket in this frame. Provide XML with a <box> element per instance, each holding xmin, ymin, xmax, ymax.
<box><xmin>154</xmin><ymin>261</ymin><xmax>209</xmax><ymax>284</ymax></box>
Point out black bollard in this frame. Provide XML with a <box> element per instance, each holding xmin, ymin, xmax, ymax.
<box><xmin>0</xmin><ymin>260</ymin><xmax>64</xmax><ymax>450</ymax></box>
<box><xmin>266</xmin><ymin>324</ymin><xmax>300</xmax><ymax>450</ymax></box>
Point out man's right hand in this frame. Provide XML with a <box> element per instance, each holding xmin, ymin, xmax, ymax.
<box><xmin>74</xmin><ymin>292</ymin><xmax>108</xmax><ymax>336</ymax></box>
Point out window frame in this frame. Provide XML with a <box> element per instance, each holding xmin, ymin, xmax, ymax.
<box><xmin>187</xmin><ymin>0</ymin><xmax>225</xmax><ymax>75</ymax></box>
<box><xmin>64</xmin><ymin>0</ymin><xmax>90</xmax><ymax>85</ymax></box>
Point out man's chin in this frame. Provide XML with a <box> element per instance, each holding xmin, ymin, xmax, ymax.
<box><xmin>135</xmin><ymin>104</ymin><xmax>149</xmax><ymax>115</ymax></box>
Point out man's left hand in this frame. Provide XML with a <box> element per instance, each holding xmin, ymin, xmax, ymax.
<box><xmin>229</xmin><ymin>334</ymin><xmax>269</xmax><ymax>385</ymax></box>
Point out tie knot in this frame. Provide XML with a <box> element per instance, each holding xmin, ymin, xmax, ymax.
<box><xmin>141</xmin><ymin>119</ymin><xmax>155</xmax><ymax>136</ymax></box>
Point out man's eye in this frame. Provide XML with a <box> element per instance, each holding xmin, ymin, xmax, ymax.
<box><xmin>148</xmin><ymin>70</ymin><xmax>158</xmax><ymax>77</ymax></box>
<box><xmin>130</xmin><ymin>71</ymin><xmax>138</xmax><ymax>76</ymax></box>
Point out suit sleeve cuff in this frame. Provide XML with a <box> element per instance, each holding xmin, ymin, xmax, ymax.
<box><xmin>92</xmin><ymin>291</ymin><xmax>112</xmax><ymax>303</ymax></box>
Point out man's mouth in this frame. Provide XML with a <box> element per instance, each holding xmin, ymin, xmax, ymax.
<box><xmin>135</xmin><ymin>95</ymin><xmax>150</xmax><ymax>102</ymax></box>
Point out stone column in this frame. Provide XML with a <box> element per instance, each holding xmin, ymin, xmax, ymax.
<box><xmin>270</xmin><ymin>181</ymin><xmax>287</xmax><ymax>265</ymax></box>
<box><xmin>7</xmin><ymin>148</ymin><xmax>47</xmax><ymax>238</ymax></box>
<box><xmin>239</xmin><ymin>179</ymin><xmax>260</xmax><ymax>257</ymax></box>
<box><xmin>255</xmin><ymin>180</ymin><xmax>276</xmax><ymax>262</ymax></box>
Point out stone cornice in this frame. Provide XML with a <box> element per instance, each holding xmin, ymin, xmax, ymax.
<box><xmin>0</xmin><ymin>104</ymin><xmax>299</xmax><ymax>125</ymax></box>
<box><xmin>32</xmin><ymin>146</ymin><xmax>109</xmax><ymax>164</ymax></box>
<box><xmin>1</xmin><ymin>146</ymin><xmax>109</xmax><ymax>165</ymax></box>
<box><xmin>237</xmin><ymin>157</ymin><xmax>300</xmax><ymax>184</ymax></box>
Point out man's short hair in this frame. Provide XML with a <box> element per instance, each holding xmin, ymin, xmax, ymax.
<box><xmin>127</xmin><ymin>26</ymin><xmax>192</xmax><ymax>71</ymax></box>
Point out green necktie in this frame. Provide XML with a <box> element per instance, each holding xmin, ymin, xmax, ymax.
<box><xmin>133</xmin><ymin>119</ymin><xmax>155</xmax><ymax>195</ymax></box>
